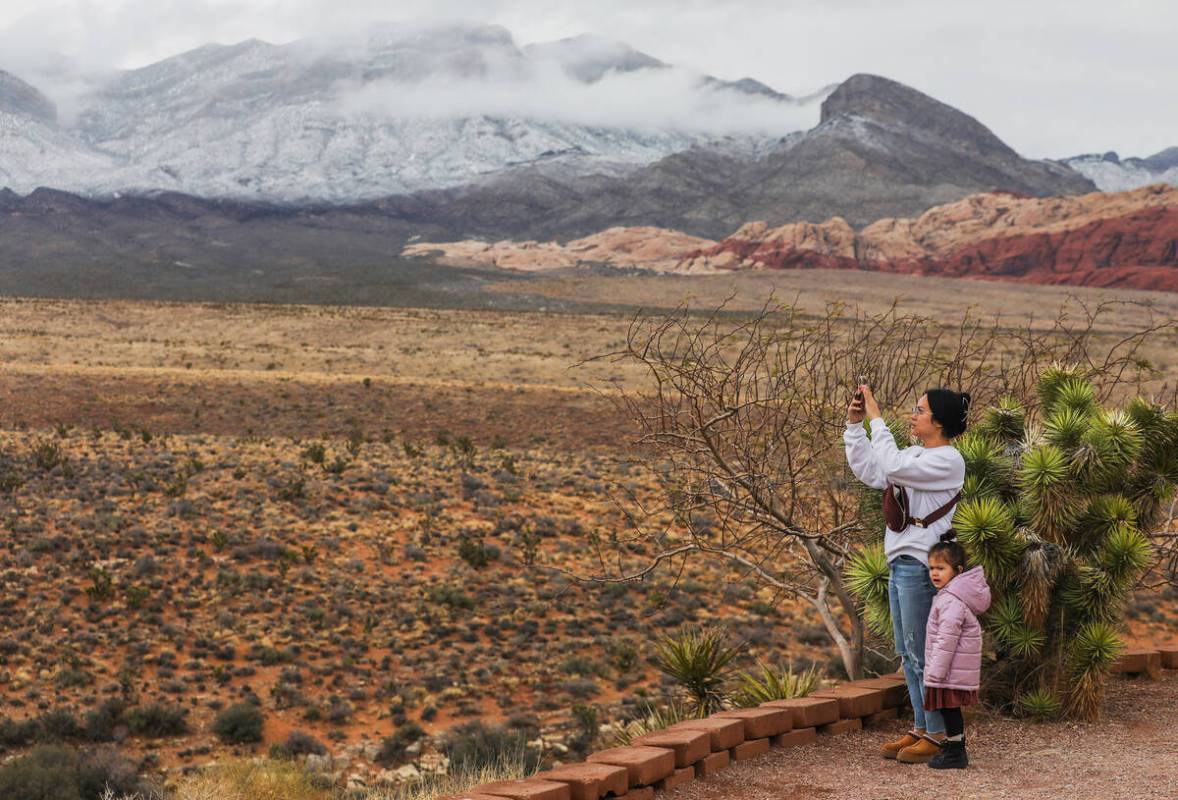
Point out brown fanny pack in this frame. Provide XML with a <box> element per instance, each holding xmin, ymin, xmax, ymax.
<box><xmin>883</xmin><ymin>482</ymin><xmax>961</xmax><ymax>532</ymax></box>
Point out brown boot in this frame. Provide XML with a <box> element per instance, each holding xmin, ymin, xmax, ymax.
<box><xmin>881</xmin><ymin>730</ymin><xmax>923</xmax><ymax>760</ymax></box>
<box><xmin>897</xmin><ymin>734</ymin><xmax>945</xmax><ymax>764</ymax></box>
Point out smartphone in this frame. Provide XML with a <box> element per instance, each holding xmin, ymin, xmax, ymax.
<box><xmin>854</xmin><ymin>374</ymin><xmax>869</xmax><ymax>401</ymax></box>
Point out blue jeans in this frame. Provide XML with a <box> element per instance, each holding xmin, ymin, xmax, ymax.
<box><xmin>888</xmin><ymin>555</ymin><xmax>945</xmax><ymax>734</ymax></box>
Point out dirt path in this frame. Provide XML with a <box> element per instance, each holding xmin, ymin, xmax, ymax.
<box><xmin>673</xmin><ymin>672</ymin><xmax>1178</xmax><ymax>800</ymax></box>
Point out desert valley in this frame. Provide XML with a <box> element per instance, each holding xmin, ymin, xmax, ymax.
<box><xmin>2</xmin><ymin>10</ymin><xmax>1178</xmax><ymax>799</ymax></box>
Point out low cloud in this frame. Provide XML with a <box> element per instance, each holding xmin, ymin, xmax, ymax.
<box><xmin>333</xmin><ymin>64</ymin><xmax>820</xmax><ymax>136</ymax></box>
<box><xmin>1</xmin><ymin>0</ymin><xmax>1175</xmax><ymax>158</ymax></box>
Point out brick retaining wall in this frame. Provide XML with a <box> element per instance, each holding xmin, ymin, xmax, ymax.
<box><xmin>447</xmin><ymin>645</ymin><xmax>1175</xmax><ymax>800</ymax></box>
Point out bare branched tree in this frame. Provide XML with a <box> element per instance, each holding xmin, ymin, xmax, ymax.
<box><xmin>578</xmin><ymin>296</ymin><xmax>1173</xmax><ymax>679</ymax></box>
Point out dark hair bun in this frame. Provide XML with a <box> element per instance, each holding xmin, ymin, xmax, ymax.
<box><xmin>925</xmin><ymin>388</ymin><xmax>970</xmax><ymax>438</ymax></box>
<box><xmin>940</xmin><ymin>528</ymin><xmax>958</xmax><ymax>543</ymax></box>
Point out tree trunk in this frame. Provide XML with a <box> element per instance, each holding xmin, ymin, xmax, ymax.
<box><xmin>806</xmin><ymin>541</ymin><xmax>865</xmax><ymax>679</ymax></box>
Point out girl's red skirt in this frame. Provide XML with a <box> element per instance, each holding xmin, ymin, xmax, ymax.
<box><xmin>924</xmin><ymin>687</ymin><xmax>979</xmax><ymax>710</ymax></box>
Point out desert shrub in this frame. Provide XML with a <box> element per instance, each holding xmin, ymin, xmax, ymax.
<box><xmin>559</xmin><ymin>679</ymin><xmax>600</xmax><ymax>700</ymax></box>
<box><xmin>442</xmin><ymin>721</ymin><xmax>541</xmax><ymax>775</ymax></box>
<box><xmin>123</xmin><ymin>704</ymin><xmax>188</xmax><ymax>738</ymax></box>
<box><xmin>213</xmin><ymin>704</ymin><xmax>264</xmax><ymax>745</ymax></box>
<box><xmin>301</xmin><ymin>442</ymin><xmax>326</xmax><ymax>464</ymax></box>
<box><xmin>276</xmin><ymin>475</ymin><xmax>306</xmax><ymax>502</ymax></box>
<box><xmin>427</xmin><ymin>585</ymin><xmax>474</xmax><ymax>610</ymax></box>
<box><xmin>604</xmin><ymin>637</ymin><xmax>639</xmax><ymax>673</ymax></box>
<box><xmin>37</xmin><ymin>709</ymin><xmax>83</xmax><ymax>742</ymax></box>
<box><xmin>558</xmin><ymin>656</ymin><xmax>601</xmax><ymax>677</ymax></box>
<box><xmin>0</xmin><ymin>717</ymin><xmax>41</xmax><ymax>749</ymax></box>
<box><xmin>269</xmin><ymin>730</ymin><xmax>326</xmax><ymax>761</ymax></box>
<box><xmin>375</xmin><ymin>722</ymin><xmax>426</xmax><ymax>767</ymax></box>
<box><xmin>56</xmin><ymin>668</ymin><xmax>93</xmax><ymax>689</ymax></box>
<box><xmin>31</xmin><ymin>440</ymin><xmax>64</xmax><ymax>471</ymax></box>
<box><xmin>250</xmin><ymin>645</ymin><xmax>294</xmax><ymax>667</ymax></box>
<box><xmin>233</xmin><ymin>538</ymin><xmax>289</xmax><ymax>562</ymax></box>
<box><xmin>0</xmin><ymin>745</ymin><xmax>151</xmax><ymax>800</ymax></box>
<box><xmin>124</xmin><ymin>585</ymin><xmax>151</xmax><ymax>610</ymax></box>
<box><xmin>322</xmin><ymin>456</ymin><xmax>350</xmax><ymax>475</ymax></box>
<box><xmin>457</xmin><ymin>538</ymin><xmax>497</xmax><ymax>569</ymax></box>
<box><xmin>323</xmin><ymin>697</ymin><xmax>353</xmax><ymax>725</ymax></box>
<box><xmin>567</xmin><ymin>704</ymin><xmax>599</xmax><ymax>759</ymax></box>
<box><xmin>82</xmin><ymin>701</ymin><xmax>125</xmax><ymax>743</ymax></box>
<box><xmin>85</xmin><ymin>568</ymin><xmax>114</xmax><ymax>603</ymax></box>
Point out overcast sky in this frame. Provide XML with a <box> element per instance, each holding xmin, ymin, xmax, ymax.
<box><xmin>0</xmin><ymin>0</ymin><xmax>1173</xmax><ymax>159</ymax></box>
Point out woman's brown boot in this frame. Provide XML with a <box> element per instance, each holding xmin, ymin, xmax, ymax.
<box><xmin>881</xmin><ymin>729</ymin><xmax>922</xmax><ymax>759</ymax></box>
<box><xmin>897</xmin><ymin>734</ymin><xmax>946</xmax><ymax>764</ymax></box>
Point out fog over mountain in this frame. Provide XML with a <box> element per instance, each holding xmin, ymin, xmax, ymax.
<box><xmin>3</xmin><ymin>0</ymin><xmax>1175</xmax><ymax>160</ymax></box>
<box><xmin>0</xmin><ymin>22</ymin><xmax>829</xmax><ymax>201</ymax></box>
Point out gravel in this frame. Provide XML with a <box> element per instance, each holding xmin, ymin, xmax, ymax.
<box><xmin>671</xmin><ymin>672</ymin><xmax>1178</xmax><ymax>800</ymax></box>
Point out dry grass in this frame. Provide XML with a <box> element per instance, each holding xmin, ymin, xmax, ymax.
<box><xmin>364</xmin><ymin>749</ymin><xmax>534</xmax><ymax>800</ymax></box>
<box><xmin>491</xmin><ymin>267</ymin><xmax>1178</xmax><ymax>322</ymax></box>
<box><xmin>168</xmin><ymin>761</ymin><xmax>325</xmax><ymax>800</ymax></box>
<box><xmin>125</xmin><ymin>747</ymin><xmax>534</xmax><ymax>800</ymax></box>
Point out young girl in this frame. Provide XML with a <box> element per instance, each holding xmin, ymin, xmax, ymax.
<box><xmin>923</xmin><ymin>530</ymin><xmax>992</xmax><ymax>769</ymax></box>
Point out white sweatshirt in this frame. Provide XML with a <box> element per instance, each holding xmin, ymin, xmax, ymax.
<box><xmin>844</xmin><ymin>417</ymin><xmax>966</xmax><ymax>565</ymax></box>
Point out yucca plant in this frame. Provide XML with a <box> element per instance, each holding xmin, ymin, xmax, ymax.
<box><xmin>846</xmin><ymin>545</ymin><xmax>891</xmax><ymax>637</ymax></box>
<box><xmin>607</xmin><ymin>700</ymin><xmax>699</xmax><ymax>746</ymax></box>
<box><xmin>728</xmin><ymin>661</ymin><xmax>822</xmax><ymax>707</ymax></box>
<box><xmin>847</xmin><ymin>367</ymin><xmax>1178</xmax><ymax>720</ymax></box>
<box><xmin>1016</xmin><ymin>688</ymin><xmax>1062</xmax><ymax>721</ymax></box>
<box><xmin>653</xmin><ymin>626</ymin><xmax>743</xmax><ymax>714</ymax></box>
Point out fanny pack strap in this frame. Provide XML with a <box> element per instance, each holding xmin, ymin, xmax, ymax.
<box><xmin>886</xmin><ymin>484</ymin><xmax>962</xmax><ymax>530</ymax></box>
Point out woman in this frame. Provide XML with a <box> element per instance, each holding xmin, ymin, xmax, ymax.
<box><xmin>844</xmin><ymin>384</ymin><xmax>970</xmax><ymax>764</ymax></box>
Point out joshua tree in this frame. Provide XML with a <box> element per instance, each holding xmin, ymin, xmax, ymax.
<box><xmin>848</xmin><ymin>365</ymin><xmax>1178</xmax><ymax>719</ymax></box>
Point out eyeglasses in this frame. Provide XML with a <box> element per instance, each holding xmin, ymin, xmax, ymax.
<box><xmin>912</xmin><ymin>406</ymin><xmax>929</xmax><ymax>416</ymax></box>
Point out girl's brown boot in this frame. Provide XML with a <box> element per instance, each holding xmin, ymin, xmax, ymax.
<box><xmin>881</xmin><ymin>729</ymin><xmax>922</xmax><ymax>759</ymax></box>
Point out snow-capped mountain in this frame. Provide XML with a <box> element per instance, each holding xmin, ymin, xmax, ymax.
<box><xmin>0</xmin><ymin>70</ymin><xmax>114</xmax><ymax>191</ymax></box>
<box><xmin>0</xmin><ymin>22</ymin><xmax>827</xmax><ymax>202</ymax></box>
<box><xmin>0</xmin><ymin>70</ymin><xmax>1104</xmax><ymax>295</ymax></box>
<box><xmin>1061</xmin><ymin>149</ymin><xmax>1178</xmax><ymax>192</ymax></box>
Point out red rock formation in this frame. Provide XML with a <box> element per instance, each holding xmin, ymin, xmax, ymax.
<box><xmin>403</xmin><ymin>227</ymin><xmax>715</xmax><ymax>272</ymax></box>
<box><xmin>684</xmin><ymin>185</ymin><xmax>1178</xmax><ymax>291</ymax></box>
<box><xmin>406</xmin><ymin>185</ymin><xmax>1178</xmax><ymax>293</ymax></box>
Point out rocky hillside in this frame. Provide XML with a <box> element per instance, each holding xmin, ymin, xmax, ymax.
<box><xmin>405</xmin><ymin>227</ymin><xmax>715</xmax><ymax>272</ymax></box>
<box><xmin>396</xmin><ymin>74</ymin><xmax>1094</xmax><ymax>239</ymax></box>
<box><xmin>407</xmin><ymin>185</ymin><xmax>1178</xmax><ymax>292</ymax></box>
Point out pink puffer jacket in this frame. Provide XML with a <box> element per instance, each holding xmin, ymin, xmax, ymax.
<box><xmin>924</xmin><ymin>565</ymin><xmax>991</xmax><ymax>691</ymax></box>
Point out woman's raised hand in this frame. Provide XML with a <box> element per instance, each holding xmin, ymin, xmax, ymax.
<box><xmin>847</xmin><ymin>389</ymin><xmax>866</xmax><ymax>423</ymax></box>
<box><xmin>859</xmin><ymin>384</ymin><xmax>882</xmax><ymax>421</ymax></box>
